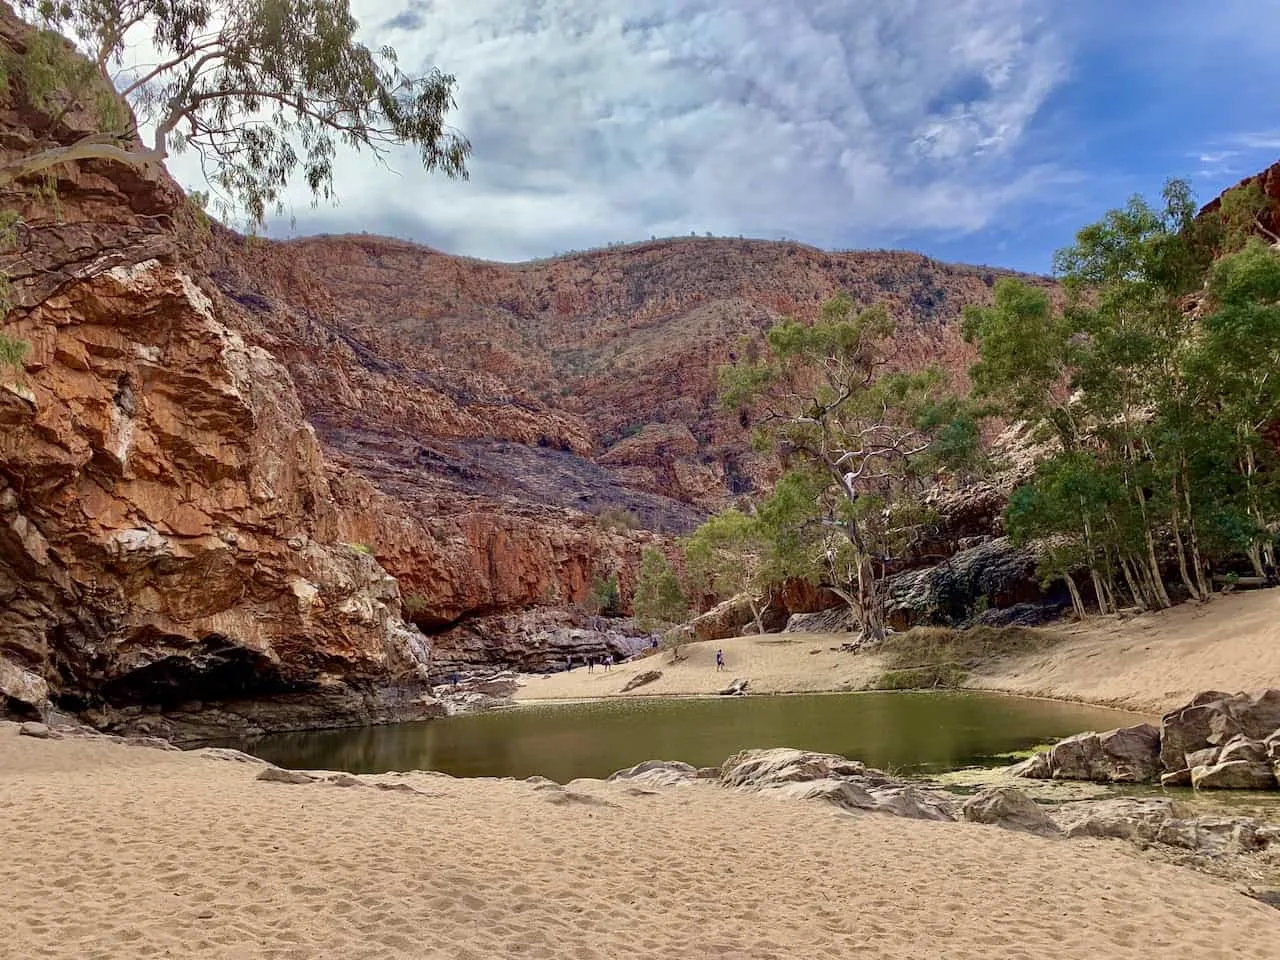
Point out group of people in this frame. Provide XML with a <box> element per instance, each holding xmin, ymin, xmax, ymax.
<box><xmin>564</xmin><ymin>654</ymin><xmax>615</xmax><ymax>673</ymax></box>
<box><xmin>562</xmin><ymin>648</ymin><xmax>728</xmax><ymax>672</ymax></box>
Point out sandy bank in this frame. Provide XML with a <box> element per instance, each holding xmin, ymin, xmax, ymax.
<box><xmin>976</xmin><ymin>590</ymin><xmax>1280</xmax><ymax>713</ymax></box>
<box><xmin>517</xmin><ymin>590</ymin><xmax>1280</xmax><ymax>715</ymax></box>
<box><xmin>515</xmin><ymin>633</ymin><xmax>887</xmax><ymax>701</ymax></box>
<box><xmin>3</xmin><ymin>725</ymin><xmax>1279</xmax><ymax>959</ymax></box>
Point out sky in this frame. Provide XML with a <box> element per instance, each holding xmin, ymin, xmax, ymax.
<box><xmin>163</xmin><ymin>0</ymin><xmax>1280</xmax><ymax>274</ymax></box>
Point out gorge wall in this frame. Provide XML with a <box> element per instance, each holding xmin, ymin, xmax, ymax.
<box><xmin>0</xmin><ymin>7</ymin><xmax>1135</xmax><ymax>734</ymax></box>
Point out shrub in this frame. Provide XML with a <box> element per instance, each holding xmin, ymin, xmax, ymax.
<box><xmin>585</xmin><ymin>574</ymin><xmax>622</xmax><ymax>617</ymax></box>
<box><xmin>595</xmin><ymin>506</ymin><xmax>640</xmax><ymax>533</ymax></box>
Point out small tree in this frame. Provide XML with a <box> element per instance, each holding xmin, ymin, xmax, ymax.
<box><xmin>584</xmin><ymin>572</ymin><xmax>621</xmax><ymax>618</ymax></box>
<box><xmin>632</xmin><ymin>547</ymin><xmax>688</xmax><ymax>630</ymax></box>
<box><xmin>684</xmin><ymin>507</ymin><xmax>773</xmax><ymax>634</ymax></box>
<box><xmin>721</xmin><ymin>294</ymin><xmax>975</xmax><ymax>644</ymax></box>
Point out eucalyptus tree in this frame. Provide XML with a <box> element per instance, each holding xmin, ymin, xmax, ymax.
<box><xmin>721</xmin><ymin>294</ymin><xmax>975</xmax><ymax>644</ymax></box>
<box><xmin>3</xmin><ymin>0</ymin><xmax>470</xmax><ymax>223</ymax></box>
<box><xmin>684</xmin><ymin>507</ymin><xmax>776</xmax><ymax>635</ymax></box>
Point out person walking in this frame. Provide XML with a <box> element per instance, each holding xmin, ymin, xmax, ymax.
<box><xmin>587</xmin><ymin>656</ymin><xmax>594</xmax><ymax>674</ymax></box>
<box><xmin>715</xmin><ymin>649</ymin><xmax>725</xmax><ymax>672</ymax></box>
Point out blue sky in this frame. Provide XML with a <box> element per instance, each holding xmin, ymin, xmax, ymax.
<box><xmin>168</xmin><ymin>0</ymin><xmax>1280</xmax><ymax>274</ymax></box>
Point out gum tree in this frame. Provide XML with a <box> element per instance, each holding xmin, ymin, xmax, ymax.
<box><xmin>721</xmin><ymin>294</ymin><xmax>976</xmax><ymax>645</ymax></box>
<box><xmin>3</xmin><ymin>0</ymin><xmax>470</xmax><ymax>222</ymax></box>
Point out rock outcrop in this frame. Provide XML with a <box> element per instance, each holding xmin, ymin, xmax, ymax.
<box><xmin>0</xmin><ymin>12</ymin><xmax>439</xmax><ymax>733</ymax></box>
<box><xmin>1015</xmin><ymin>690</ymin><xmax>1280</xmax><ymax>791</ymax></box>
<box><xmin>1010</xmin><ymin>724</ymin><xmax>1162</xmax><ymax>784</ymax></box>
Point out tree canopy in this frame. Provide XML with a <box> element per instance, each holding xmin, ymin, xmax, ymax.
<box><xmin>966</xmin><ymin>179</ymin><xmax>1280</xmax><ymax>613</ymax></box>
<box><xmin>4</xmin><ymin>0</ymin><xmax>470</xmax><ymax>225</ymax></box>
<box><xmin>718</xmin><ymin>294</ymin><xmax>976</xmax><ymax>644</ymax></box>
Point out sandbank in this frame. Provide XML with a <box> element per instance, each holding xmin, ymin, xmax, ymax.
<box><xmin>3</xmin><ymin>725</ymin><xmax>1279</xmax><ymax>959</ymax></box>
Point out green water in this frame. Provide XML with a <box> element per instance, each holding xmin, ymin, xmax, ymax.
<box><xmin>236</xmin><ymin>692</ymin><xmax>1146</xmax><ymax>782</ymax></box>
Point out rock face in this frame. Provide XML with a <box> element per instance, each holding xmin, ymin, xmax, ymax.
<box><xmin>1015</xmin><ymin>724</ymin><xmax>1163</xmax><ymax>784</ymax></box>
<box><xmin>428</xmin><ymin>608</ymin><xmax>654</xmax><ymax>679</ymax></box>
<box><xmin>1160</xmin><ymin>690</ymin><xmax>1280</xmax><ymax>786</ymax></box>
<box><xmin>0</xmin><ymin>13</ymin><xmax>439</xmax><ymax>732</ymax></box>
<box><xmin>1018</xmin><ymin>691</ymin><xmax>1280</xmax><ymax>792</ymax></box>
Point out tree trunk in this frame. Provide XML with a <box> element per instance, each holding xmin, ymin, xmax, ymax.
<box><xmin>1118</xmin><ymin>554</ymin><xmax>1146</xmax><ymax>611</ymax></box>
<box><xmin>1179</xmin><ymin>459</ymin><xmax>1211</xmax><ymax>600</ymax></box>
<box><xmin>1080</xmin><ymin>514</ymin><xmax>1111</xmax><ymax>615</ymax></box>
<box><xmin>1063</xmin><ymin>574</ymin><xmax>1087</xmax><ymax>619</ymax></box>
<box><xmin>746</xmin><ymin>595</ymin><xmax>765</xmax><ymax>636</ymax></box>
<box><xmin>1169</xmin><ymin>495</ymin><xmax>1203</xmax><ymax>601</ymax></box>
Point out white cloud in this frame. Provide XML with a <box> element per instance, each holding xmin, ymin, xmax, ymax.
<box><xmin>160</xmin><ymin>0</ymin><xmax>1070</xmax><ymax>259</ymax></box>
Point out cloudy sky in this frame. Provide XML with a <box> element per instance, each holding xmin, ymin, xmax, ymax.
<box><xmin>165</xmin><ymin>0</ymin><xmax>1280</xmax><ymax>273</ymax></box>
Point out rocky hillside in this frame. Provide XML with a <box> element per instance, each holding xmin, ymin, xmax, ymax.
<box><xmin>241</xmin><ymin>233</ymin><xmax>1046</xmax><ymax>510</ymax></box>
<box><xmin>0</xmin><ymin>7</ymin><xmax>1138</xmax><ymax>735</ymax></box>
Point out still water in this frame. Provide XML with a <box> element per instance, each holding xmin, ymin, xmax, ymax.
<box><xmin>236</xmin><ymin>692</ymin><xmax>1146</xmax><ymax>782</ymax></box>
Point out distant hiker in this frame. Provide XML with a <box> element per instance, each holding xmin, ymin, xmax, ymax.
<box><xmin>715</xmin><ymin>649</ymin><xmax>725</xmax><ymax>672</ymax></box>
<box><xmin>651</xmin><ymin>637</ymin><xmax>659</xmax><ymax>650</ymax></box>
<box><xmin>588</xmin><ymin>657</ymin><xmax>594</xmax><ymax>673</ymax></box>
<box><xmin>565</xmin><ymin>656</ymin><xmax>572</xmax><ymax>673</ymax></box>
<box><xmin>450</xmin><ymin>672</ymin><xmax>461</xmax><ymax>689</ymax></box>
<box><xmin>604</xmin><ymin>654</ymin><xmax>613</xmax><ymax>671</ymax></box>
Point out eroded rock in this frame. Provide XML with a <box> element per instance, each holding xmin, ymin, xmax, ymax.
<box><xmin>1014</xmin><ymin>724</ymin><xmax>1161</xmax><ymax>783</ymax></box>
<box><xmin>961</xmin><ymin>786</ymin><xmax>1061</xmax><ymax>837</ymax></box>
<box><xmin>1191</xmin><ymin>760</ymin><xmax>1277</xmax><ymax>790</ymax></box>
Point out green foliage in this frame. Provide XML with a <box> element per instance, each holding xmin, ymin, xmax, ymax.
<box><xmin>7</xmin><ymin>0</ymin><xmax>470</xmax><ymax>226</ymax></box>
<box><xmin>595</xmin><ymin>506</ymin><xmax>640</xmax><ymax>533</ymax></box>
<box><xmin>631</xmin><ymin>547</ymin><xmax>688</xmax><ymax>629</ymax></box>
<box><xmin>346</xmin><ymin>541</ymin><xmax>371</xmax><ymax>554</ymax></box>
<box><xmin>872</xmin><ymin>664</ymin><xmax>967</xmax><ymax>690</ymax></box>
<box><xmin>721</xmin><ymin>297</ymin><xmax>974</xmax><ymax>641</ymax></box>
<box><xmin>0</xmin><ymin>332</ymin><xmax>29</xmax><ymax>372</ymax></box>
<box><xmin>967</xmin><ymin>178</ymin><xmax>1280</xmax><ymax>612</ymax></box>
<box><xmin>402</xmin><ymin>593</ymin><xmax>429</xmax><ymax>618</ymax></box>
<box><xmin>585</xmin><ymin>573</ymin><xmax>622</xmax><ymax>617</ymax></box>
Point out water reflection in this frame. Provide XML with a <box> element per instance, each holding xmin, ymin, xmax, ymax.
<box><xmin>232</xmin><ymin>692</ymin><xmax>1147</xmax><ymax>783</ymax></box>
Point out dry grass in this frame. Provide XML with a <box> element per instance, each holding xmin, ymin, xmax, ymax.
<box><xmin>872</xmin><ymin>626</ymin><xmax>1053</xmax><ymax>690</ymax></box>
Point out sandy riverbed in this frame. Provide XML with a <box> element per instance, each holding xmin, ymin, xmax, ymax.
<box><xmin>3</xmin><ymin>725</ymin><xmax>1279</xmax><ymax>959</ymax></box>
<box><xmin>516</xmin><ymin>590</ymin><xmax>1280</xmax><ymax>714</ymax></box>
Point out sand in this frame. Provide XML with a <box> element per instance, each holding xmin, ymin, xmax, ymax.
<box><xmin>515</xmin><ymin>634</ymin><xmax>888</xmax><ymax>701</ymax></box>
<box><xmin>976</xmin><ymin>589</ymin><xmax>1280</xmax><ymax>713</ymax></box>
<box><xmin>4</xmin><ymin>725</ymin><xmax>1279</xmax><ymax>960</ymax></box>
<box><xmin>518</xmin><ymin>590</ymin><xmax>1280</xmax><ymax>715</ymax></box>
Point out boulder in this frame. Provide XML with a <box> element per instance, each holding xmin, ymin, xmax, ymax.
<box><xmin>0</xmin><ymin>656</ymin><xmax>49</xmax><ymax>719</ymax></box>
<box><xmin>18</xmin><ymin>721</ymin><xmax>52</xmax><ymax>739</ymax></box>
<box><xmin>961</xmin><ymin>786</ymin><xmax>1061</xmax><ymax>837</ymax></box>
<box><xmin>1160</xmin><ymin>768</ymin><xmax>1192</xmax><ymax>788</ymax></box>
<box><xmin>1218</xmin><ymin>735</ymin><xmax>1268</xmax><ymax>765</ymax></box>
<box><xmin>718</xmin><ymin>749</ymin><xmax>956</xmax><ymax>822</ymax></box>
<box><xmin>757</xmin><ymin>778</ymin><xmax>877</xmax><ymax>812</ymax></box>
<box><xmin>865</xmin><ymin>785</ymin><xmax>955</xmax><ymax>822</ymax></box>
<box><xmin>607</xmin><ymin>760</ymin><xmax>697</xmax><ymax>787</ymax></box>
<box><xmin>620</xmin><ymin>670</ymin><xmax>662</xmax><ymax>693</ymax></box>
<box><xmin>1048</xmin><ymin>797</ymin><xmax>1180</xmax><ymax>843</ymax></box>
<box><xmin>719</xmin><ymin>678</ymin><xmax>748</xmax><ymax>696</ymax></box>
<box><xmin>1160</xmin><ymin>690</ymin><xmax>1280</xmax><ymax>776</ymax></box>
<box><xmin>720</xmin><ymin>749</ymin><xmax>881</xmax><ymax>789</ymax></box>
<box><xmin>1009</xmin><ymin>752</ymin><xmax>1051</xmax><ymax>779</ymax></box>
<box><xmin>1191</xmin><ymin>759</ymin><xmax>1277</xmax><ymax>790</ymax></box>
<box><xmin>1156</xmin><ymin>817</ymin><xmax>1267</xmax><ymax>853</ymax></box>
<box><xmin>1018</xmin><ymin>724</ymin><xmax>1161</xmax><ymax>783</ymax></box>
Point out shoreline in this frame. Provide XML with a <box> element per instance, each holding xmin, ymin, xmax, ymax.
<box><xmin>511</xmin><ymin>686</ymin><xmax>1159</xmax><ymax>720</ymax></box>
<box><xmin>4</xmin><ymin>723</ymin><xmax>1279</xmax><ymax>959</ymax></box>
<box><xmin>512</xmin><ymin>590</ymin><xmax>1280</xmax><ymax>716</ymax></box>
